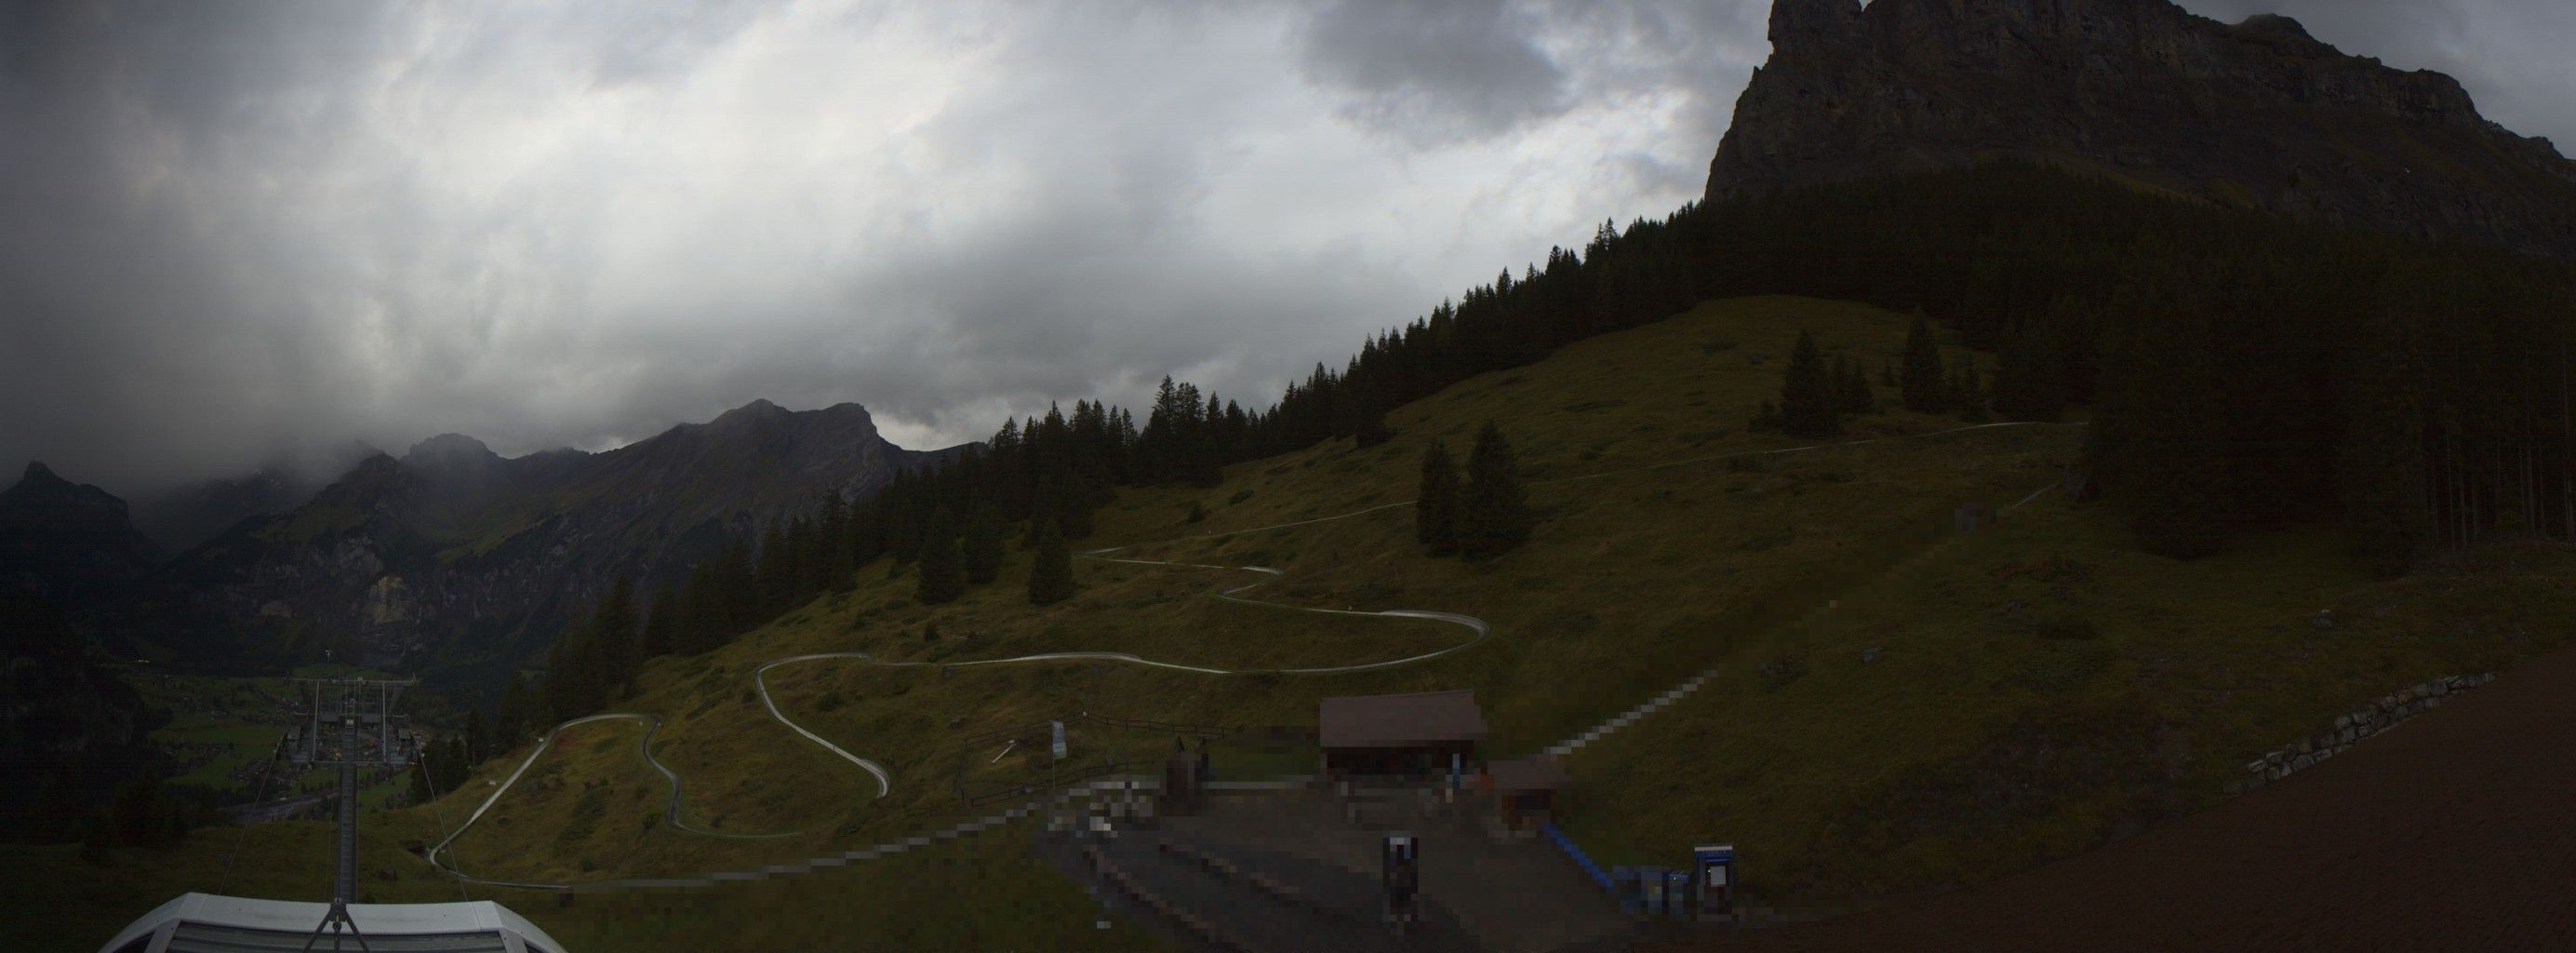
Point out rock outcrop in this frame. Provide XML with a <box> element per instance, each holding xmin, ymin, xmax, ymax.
<box><xmin>1709</xmin><ymin>0</ymin><xmax>2576</xmax><ymax>257</ymax></box>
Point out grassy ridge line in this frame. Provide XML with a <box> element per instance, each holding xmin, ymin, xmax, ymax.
<box><xmin>421</xmin><ymin>419</ymin><xmax>2067</xmax><ymax>893</ymax></box>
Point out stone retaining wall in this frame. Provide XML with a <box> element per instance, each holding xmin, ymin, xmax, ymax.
<box><xmin>2231</xmin><ymin>671</ymin><xmax>2498</xmax><ymax>795</ymax></box>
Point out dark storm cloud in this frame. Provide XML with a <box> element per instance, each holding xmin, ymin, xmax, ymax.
<box><xmin>1295</xmin><ymin>0</ymin><xmax>1571</xmax><ymax>144</ymax></box>
<box><xmin>0</xmin><ymin>0</ymin><xmax>2567</xmax><ymax>501</ymax></box>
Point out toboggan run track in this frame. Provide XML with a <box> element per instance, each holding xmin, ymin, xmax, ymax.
<box><xmin>424</xmin><ymin>422</ymin><xmax>2077</xmax><ymax>891</ymax></box>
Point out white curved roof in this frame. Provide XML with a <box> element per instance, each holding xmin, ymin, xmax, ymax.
<box><xmin>98</xmin><ymin>893</ymin><xmax>567</xmax><ymax>953</ymax></box>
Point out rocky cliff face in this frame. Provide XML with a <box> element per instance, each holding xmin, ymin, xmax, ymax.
<box><xmin>165</xmin><ymin>400</ymin><xmax>960</xmax><ymax>677</ymax></box>
<box><xmin>0</xmin><ymin>462</ymin><xmax>158</xmax><ymax>606</ymax></box>
<box><xmin>1709</xmin><ymin>0</ymin><xmax>2576</xmax><ymax>257</ymax></box>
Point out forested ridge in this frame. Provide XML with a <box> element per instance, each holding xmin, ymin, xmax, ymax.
<box><xmin>525</xmin><ymin>159</ymin><xmax>2575</xmax><ymax>729</ymax></box>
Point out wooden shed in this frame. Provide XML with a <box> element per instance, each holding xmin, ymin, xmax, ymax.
<box><xmin>1318</xmin><ymin>689</ymin><xmax>1487</xmax><ymax>781</ymax></box>
<box><xmin>1479</xmin><ymin>754</ymin><xmax>1570</xmax><ymax>831</ymax></box>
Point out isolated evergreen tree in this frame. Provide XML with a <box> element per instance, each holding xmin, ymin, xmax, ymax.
<box><xmin>1416</xmin><ymin>440</ymin><xmax>1462</xmax><ymax>557</ymax></box>
<box><xmin>1460</xmin><ymin>423</ymin><xmax>1533</xmax><ymax>558</ymax></box>
<box><xmin>1027</xmin><ymin>520</ymin><xmax>1075</xmax><ymax>605</ymax></box>
<box><xmin>1834</xmin><ymin>354</ymin><xmax>1875</xmax><ymax>415</ymax></box>
<box><xmin>1779</xmin><ymin>329</ymin><xmax>1841</xmax><ymax>436</ymax></box>
<box><xmin>962</xmin><ymin>501</ymin><xmax>1004</xmax><ymax>584</ymax></box>
<box><xmin>1902</xmin><ymin>314</ymin><xmax>1950</xmax><ymax>412</ymax></box>
<box><xmin>915</xmin><ymin>507</ymin><xmax>967</xmax><ymax>604</ymax></box>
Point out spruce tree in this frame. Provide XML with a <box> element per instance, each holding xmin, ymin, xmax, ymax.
<box><xmin>1460</xmin><ymin>423</ymin><xmax>1533</xmax><ymax>559</ymax></box>
<box><xmin>962</xmin><ymin>501</ymin><xmax>1004</xmax><ymax>584</ymax></box>
<box><xmin>1902</xmin><ymin>314</ymin><xmax>1950</xmax><ymax>412</ymax></box>
<box><xmin>1779</xmin><ymin>329</ymin><xmax>1841</xmax><ymax>436</ymax></box>
<box><xmin>1834</xmin><ymin>354</ymin><xmax>1875</xmax><ymax>415</ymax></box>
<box><xmin>915</xmin><ymin>507</ymin><xmax>967</xmax><ymax>604</ymax></box>
<box><xmin>1027</xmin><ymin>519</ymin><xmax>1075</xmax><ymax>605</ymax></box>
<box><xmin>1416</xmin><ymin>440</ymin><xmax>1462</xmax><ymax>557</ymax></box>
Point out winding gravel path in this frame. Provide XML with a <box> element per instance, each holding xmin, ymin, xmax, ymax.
<box><xmin>423</xmin><ymin>421</ymin><xmax>2076</xmax><ymax>891</ymax></box>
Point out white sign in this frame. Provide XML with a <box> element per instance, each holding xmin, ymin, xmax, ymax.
<box><xmin>1050</xmin><ymin>720</ymin><xmax>1068</xmax><ymax>760</ymax></box>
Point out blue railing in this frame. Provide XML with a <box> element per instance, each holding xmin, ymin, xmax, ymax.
<box><xmin>1541</xmin><ymin>822</ymin><xmax>1616</xmax><ymax>893</ymax></box>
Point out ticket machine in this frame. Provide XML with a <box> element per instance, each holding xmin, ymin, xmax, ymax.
<box><xmin>1381</xmin><ymin>834</ymin><xmax>1420</xmax><ymax>930</ymax></box>
<box><xmin>1693</xmin><ymin>843</ymin><xmax>1736</xmax><ymax>919</ymax></box>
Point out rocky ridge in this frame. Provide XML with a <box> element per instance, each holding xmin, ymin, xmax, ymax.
<box><xmin>1710</xmin><ymin>0</ymin><xmax>2576</xmax><ymax>257</ymax></box>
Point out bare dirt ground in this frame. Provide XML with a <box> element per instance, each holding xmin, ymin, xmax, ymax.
<box><xmin>1656</xmin><ymin>645</ymin><xmax>2576</xmax><ymax>953</ymax></box>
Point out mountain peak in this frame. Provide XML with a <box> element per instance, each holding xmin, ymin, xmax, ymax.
<box><xmin>402</xmin><ymin>433</ymin><xmax>498</xmax><ymax>465</ymax></box>
<box><xmin>1769</xmin><ymin>0</ymin><xmax>1859</xmax><ymax>48</ymax></box>
<box><xmin>1712</xmin><ymin>0</ymin><xmax>2576</xmax><ymax>256</ymax></box>
<box><xmin>714</xmin><ymin>398</ymin><xmax>788</xmax><ymax>423</ymax></box>
<box><xmin>20</xmin><ymin>461</ymin><xmax>61</xmax><ymax>486</ymax></box>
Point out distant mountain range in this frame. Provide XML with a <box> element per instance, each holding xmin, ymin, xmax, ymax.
<box><xmin>1712</xmin><ymin>0</ymin><xmax>2576</xmax><ymax>257</ymax></box>
<box><xmin>129</xmin><ymin>440</ymin><xmax>386</xmax><ymax>555</ymax></box>
<box><xmin>0</xmin><ymin>399</ymin><xmax>963</xmax><ymax>680</ymax></box>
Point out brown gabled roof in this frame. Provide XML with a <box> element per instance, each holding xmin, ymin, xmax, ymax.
<box><xmin>1318</xmin><ymin>689</ymin><xmax>1488</xmax><ymax>749</ymax></box>
<box><xmin>1485</xmin><ymin>754</ymin><xmax>1570</xmax><ymax>793</ymax></box>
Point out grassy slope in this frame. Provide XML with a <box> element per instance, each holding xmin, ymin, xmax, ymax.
<box><xmin>14</xmin><ymin>293</ymin><xmax>2567</xmax><ymax>949</ymax></box>
<box><xmin>1557</xmin><ymin>502</ymin><xmax>2576</xmax><ymax>902</ymax></box>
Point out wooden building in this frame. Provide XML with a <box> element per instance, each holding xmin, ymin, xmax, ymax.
<box><xmin>1318</xmin><ymin>689</ymin><xmax>1487</xmax><ymax>780</ymax></box>
<box><xmin>1478</xmin><ymin>754</ymin><xmax>1570</xmax><ymax>831</ymax></box>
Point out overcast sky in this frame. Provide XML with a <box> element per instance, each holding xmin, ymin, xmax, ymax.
<box><xmin>3</xmin><ymin>0</ymin><xmax>2569</xmax><ymax>499</ymax></box>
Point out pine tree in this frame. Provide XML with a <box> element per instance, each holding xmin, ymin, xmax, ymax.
<box><xmin>962</xmin><ymin>501</ymin><xmax>1004</xmax><ymax>584</ymax></box>
<box><xmin>1027</xmin><ymin>519</ymin><xmax>1075</xmax><ymax>605</ymax></box>
<box><xmin>1902</xmin><ymin>314</ymin><xmax>1950</xmax><ymax>412</ymax></box>
<box><xmin>915</xmin><ymin>507</ymin><xmax>967</xmax><ymax>604</ymax></box>
<box><xmin>1834</xmin><ymin>354</ymin><xmax>1875</xmax><ymax>415</ymax></box>
<box><xmin>1779</xmin><ymin>329</ymin><xmax>1841</xmax><ymax>436</ymax></box>
<box><xmin>1460</xmin><ymin>423</ymin><xmax>1533</xmax><ymax>559</ymax></box>
<box><xmin>1416</xmin><ymin>441</ymin><xmax>1462</xmax><ymax>557</ymax></box>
